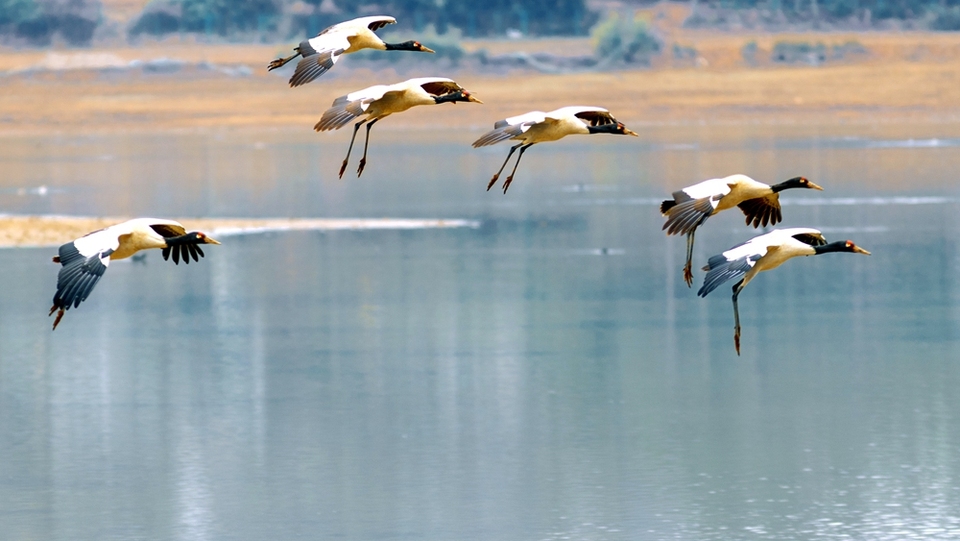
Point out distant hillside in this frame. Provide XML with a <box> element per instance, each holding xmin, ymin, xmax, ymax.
<box><xmin>100</xmin><ymin>0</ymin><xmax>151</xmax><ymax>23</ymax></box>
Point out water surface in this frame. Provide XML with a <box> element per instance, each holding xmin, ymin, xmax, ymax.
<box><xmin>1</xmin><ymin>122</ymin><xmax>959</xmax><ymax>540</ymax></box>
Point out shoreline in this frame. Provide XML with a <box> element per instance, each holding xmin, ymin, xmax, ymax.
<box><xmin>0</xmin><ymin>215</ymin><xmax>481</xmax><ymax>249</ymax></box>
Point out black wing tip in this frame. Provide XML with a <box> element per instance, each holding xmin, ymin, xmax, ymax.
<box><xmin>660</xmin><ymin>200</ymin><xmax>676</xmax><ymax>215</ymax></box>
<box><xmin>739</xmin><ymin>198</ymin><xmax>783</xmax><ymax>229</ymax></box>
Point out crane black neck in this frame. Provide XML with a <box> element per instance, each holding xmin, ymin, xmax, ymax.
<box><xmin>165</xmin><ymin>232</ymin><xmax>203</xmax><ymax>246</ymax></box>
<box><xmin>771</xmin><ymin>177</ymin><xmax>808</xmax><ymax>193</ymax></box>
<box><xmin>588</xmin><ymin>123</ymin><xmax>623</xmax><ymax>135</ymax></box>
<box><xmin>814</xmin><ymin>241</ymin><xmax>853</xmax><ymax>255</ymax></box>
<box><xmin>385</xmin><ymin>41</ymin><xmax>421</xmax><ymax>51</ymax></box>
<box><xmin>433</xmin><ymin>91</ymin><xmax>468</xmax><ymax>104</ymax></box>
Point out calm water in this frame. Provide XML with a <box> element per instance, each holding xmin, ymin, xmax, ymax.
<box><xmin>1</xmin><ymin>122</ymin><xmax>960</xmax><ymax>540</ymax></box>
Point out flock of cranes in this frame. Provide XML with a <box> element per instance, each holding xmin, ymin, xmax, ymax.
<box><xmin>47</xmin><ymin>15</ymin><xmax>872</xmax><ymax>355</ymax></box>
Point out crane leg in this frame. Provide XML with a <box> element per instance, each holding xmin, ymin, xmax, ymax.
<box><xmin>339</xmin><ymin>119</ymin><xmax>368</xmax><ymax>179</ymax></box>
<box><xmin>503</xmin><ymin>143</ymin><xmax>534</xmax><ymax>193</ymax></box>
<box><xmin>683</xmin><ymin>230</ymin><xmax>696</xmax><ymax>287</ymax></box>
<box><xmin>357</xmin><ymin>118</ymin><xmax>380</xmax><ymax>178</ymax></box>
<box><xmin>268</xmin><ymin>52</ymin><xmax>299</xmax><ymax>71</ymax></box>
<box><xmin>732</xmin><ymin>280</ymin><xmax>744</xmax><ymax>356</ymax></box>
<box><xmin>487</xmin><ymin>143</ymin><xmax>521</xmax><ymax>191</ymax></box>
<box><xmin>49</xmin><ymin>305</ymin><xmax>65</xmax><ymax>330</ymax></box>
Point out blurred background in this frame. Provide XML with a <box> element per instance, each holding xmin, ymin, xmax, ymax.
<box><xmin>3</xmin><ymin>2</ymin><xmax>960</xmax><ymax>541</ymax></box>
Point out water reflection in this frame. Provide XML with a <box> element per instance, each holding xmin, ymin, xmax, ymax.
<box><xmin>0</xmin><ymin>124</ymin><xmax>959</xmax><ymax>540</ymax></box>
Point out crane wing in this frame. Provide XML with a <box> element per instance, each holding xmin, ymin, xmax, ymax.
<box><xmin>792</xmin><ymin>231</ymin><xmax>827</xmax><ymax>246</ymax></box>
<box><xmin>473</xmin><ymin>111</ymin><xmax>544</xmax><ymax>148</ymax></box>
<box><xmin>661</xmin><ymin>193</ymin><xmax>718</xmax><ymax>236</ymax></box>
<box><xmin>546</xmin><ymin>105</ymin><xmax>608</xmax><ymax>119</ymax></box>
<box><xmin>289</xmin><ymin>32</ymin><xmax>352</xmax><ymax>87</ymax></box>
<box><xmin>161</xmin><ymin>241</ymin><xmax>206</xmax><ymax>265</ymax></box>
<box><xmin>573</xmin><ymin>109</ymin><xmax>618</xmax><ymax>127</ymax></box>
<box><xmin>150</xmin><ymin>223</ymin><xmax>187</xmax><ymax>238</ymax></box>
<box><xmin>289</xmin><ymin>49</ymin><xmax>343</xmax><ymax>87</ymax></box>
<box><xmin>52</xmin><ymin>242</ymin><xmax>112</xmax><ymax>311</ymax></box>
<box><xmin>418</xmin><ymin>79</ymin><xmax>463</xmax><ymax>97</ymax></box>
<box><xmin>315</xmin><ymin>84</ymin><xmax>391</xmax><ymax>131</ymax></box>
<box><xmin>737</xmin><ymin>194</ymin><xmax>783</xmax><ymax>228</ymax></box>
<box><xmin>697</xmin><ymin>246</ymin><xmax>772</xmax><ymax>298</ymax></box>
<box><xmin>472</xmin><ymin>122</ymin><xmax>534</xmax><ymax>147</ymax></box>
<box><xmin>320</xmin><ymin>15</ymin><xmax>396</xmax><ymax>35</ymax></box>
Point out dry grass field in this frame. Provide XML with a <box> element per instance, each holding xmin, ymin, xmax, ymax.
<box><xmin>1</xmin><ymin>30</ymin><xmax>960</xmax><ymax>136</ymax></box>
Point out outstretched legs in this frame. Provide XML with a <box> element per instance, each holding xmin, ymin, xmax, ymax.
<box><xmin>357</xmin><ymin>118</ymin><xmax>380</xmax><ymax>177</ymax></box>
<box><xmin>683</xmin><ymin>230</ymin><xmax>696</xmax><ymax>287</ymax></box>
<box><xmin>502</xmin><ymin>143</ymin><xmax>533</xmax><ymax>193</ymax></box>
<box><xmin>268</xmin><ymin>51</ymin><xmax>299</xmax><ymax>71</ymax></box>
<box><xmin>487</xmin><ymin>143</ymin><xmax>523</xmax><ymax>191</ymax></box>
<box><xmin>339</xmin><ymin>119</ymin><xmax>369</xmax><ymax>178</ymax></box>
<box><xmin>731</xmin><ymin>279</ymin><xmax>744</xmax><ymax>356</ymax></box>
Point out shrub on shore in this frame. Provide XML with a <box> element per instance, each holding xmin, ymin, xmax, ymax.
<box><xmin>592</xmin><ymin>12</ymin><xmax>662</xmax><ymax>65</ymax></box>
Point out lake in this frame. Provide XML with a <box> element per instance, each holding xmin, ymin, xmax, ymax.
<box><xmin>1</xmin><ymin>121</ymin><xmax>959</xmax><ymax>540</ymax></box>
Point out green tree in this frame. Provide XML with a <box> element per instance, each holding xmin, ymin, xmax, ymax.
<box><xmin>0</xmin><ymin>0</ymin><xmax>38</xmax><ymax>26</ymax></box>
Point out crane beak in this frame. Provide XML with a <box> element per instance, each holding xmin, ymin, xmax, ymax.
<box><xmin>204</xmin><ymin>236</ymin><xmax>221</xmax><ymax>245</ymax></box>
<box><xmin>467</xmin><ymin>94</ymin><xmax>483</xmax><ymax>104</ymax></box>
<box><xmin>420</xmin><ymin>45</ymin><xmax>436</xmax><ymax>54</ymax></box>
<box><xmin>808</xmin><ymin>181</ymin><xmax>824</xmax><ymax>191</ymax></box>
<box><xmin>625</xmin><ymin>128</ymin><xmax>639</xmax><ymax>137</ymax></box>
<box><xmin>853</xmin><ymin>246</ymin><xmax>870</xmax><ymax>255</ymax></box>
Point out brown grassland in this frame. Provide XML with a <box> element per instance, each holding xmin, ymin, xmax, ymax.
<box><xmin>2</xmin><ymin>30</ymin><xmax>960</xmax><ymax>134</ymax></box>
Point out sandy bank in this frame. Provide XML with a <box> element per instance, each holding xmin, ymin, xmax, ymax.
<box><xmin>0</xmin><ymin>215</ymin><xmax>481</xmax><ymax>249</ymax></box>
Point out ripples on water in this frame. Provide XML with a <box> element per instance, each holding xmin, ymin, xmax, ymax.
<box><xmin>0</xmin><ymin>125</ymin><xmax>959</xmax><ymax>540</ymax></box>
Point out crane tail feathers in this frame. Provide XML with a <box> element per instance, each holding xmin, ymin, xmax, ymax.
<box><xmin>472</xmin><ymin>127</ymin><xmax>520</xmax><ymax>148</ymax></box>
<box><xmin>316</xmin><ymin>101</ymin><xmax>365</xmax><ymax>131</ymax></box>
<box><xmin>662</xmin><ymin>197</ymin><xmax>714</xmax><ymax>236</ymax></box>
<box><xmin>51</xmin><ymin>249</ymin><xmax>110</xmax><ymax>313</ymax></box>
<box><xmin>697</xmin><ymin>257</ymin><xmax>755</xmax><ymax>298</ymax></box>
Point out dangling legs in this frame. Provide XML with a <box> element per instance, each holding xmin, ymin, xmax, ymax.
<box><xmin>49</xmin><ymin>305</ymin><xmax>65</xmax><ymax>330</ymax></box>
<box><xmin>683</xmin><ymin>230</ymin><xmax>696</xmax><ymax>287</ymax></box>
<box><xmin>732</xmin><ymin>280</ymin><xmax>744</xmax><ymax>356</ymax></box>
<box><xmin>487</xmin><ymin>143</ymin><xmax>522</xmax><ymax>191</ymax></box>
<box><xmin>356</xmin><ymin>117</ymin><xmax>380</xmax><ymax>177</ymax></box>
<box><xmin>268</xmin><ymin>51</ymin><xmax>299</xmax><ymax>71</ymax></box>
<box><xmin>339</xmin><ymin>119</ymin><xmax>368</xmax><ymax>179</ymax></box>
<box><xmin>502</xmin><ymin>143</ymin><xmax>534</xmax><ymax>193</ymax></box>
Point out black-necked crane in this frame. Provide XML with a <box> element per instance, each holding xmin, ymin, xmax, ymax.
<box><xmin>472</xmin><ymin>106</ymin><xmax>638</xmax><ymax>193</ymax></box>
<box><xmin>48</xmin><ymin>218</ymin><xmax>221</xmax><ymax>330</ymax></box>
<box><xmin>661</xmin><ymin>174</ymin><xmax>823</xmax><ymax>287</ymax></box>
<box><xmin>315</xmin><ymin>77</ymin><xmax>482</xmax><ymax>178</ymax></box>
<box><xmin>697</xmin><ymin>227</ymin><xmax>870</xmax><ymax>355</ymax></box>
<box><xmin>267</xmin><ymin>15</ymin><xmax>434</xmax><ymax>87</ymax></box>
